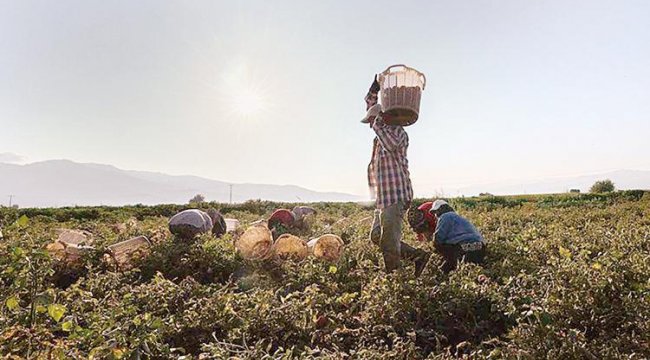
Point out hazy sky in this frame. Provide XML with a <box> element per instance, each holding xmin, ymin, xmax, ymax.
<box><xmin>1</xmin><ymin>0</ymin><xmax>649</xmax><ymax>197</ymax></box>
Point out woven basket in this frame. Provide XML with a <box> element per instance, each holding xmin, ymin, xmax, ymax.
<box><xmin>271</xmin><ymin>234</ymin><xmax>309</xmax><ymax>261</ymax></box>
<box><xmin>307</xmin><ymin>234</ymin><xmax>344</xmax><ymax>261</ymax></box>
<box><xmin>378</xmin><ymin>64</ymin><xmax>426</xmax><ymax>126</ymax></box>
<box><xmin>235</xmin><ymin>224</ymin><xmax>273</xmax><ymax>260</ymax></box>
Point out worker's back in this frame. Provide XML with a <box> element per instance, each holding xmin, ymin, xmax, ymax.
<box><xmin>169</xmin><ymin>209</ymin><xmax>213</xmax><ymax>239</ymax></box>
<box><xmin>435</xmin><ymin>212</ymin><xmax>483</xmax><ymax>245</ymax></box>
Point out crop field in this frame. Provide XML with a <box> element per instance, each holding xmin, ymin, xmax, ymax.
<box><xmin>1</xmin><ymin>192</ymin><xmax>649</xmax><ymax>359</ymax></box>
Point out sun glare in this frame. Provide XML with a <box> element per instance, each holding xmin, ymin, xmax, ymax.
<box><xmin>229</xmin><ymin>83</ymin><xmax>266</xmax><ymax>117</ymax></box>
<box><xmin>220</xmin><ymin>64</ymin><xmax>270</xmax><ymax>118</ymax></box>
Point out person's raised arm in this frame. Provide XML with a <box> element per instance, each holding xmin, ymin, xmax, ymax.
<box><xmin>365</xmin><ymin>75</ymin><xmax>380</xmax><ymax>110</ymax></box>
<box><xmin>371</xmin><ymin>118</ymin><xmax>404</xmax><ymax>152</ymax></box>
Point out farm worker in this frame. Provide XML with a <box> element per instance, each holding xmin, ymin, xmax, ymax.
<box><xmin>291</xmin><ymin>205</ymin><xmax>317</xmax><ymax>229</ymax></box>
<box><xmin>364</xmin><ymin>75</ymin><xmax>430</xmax><ymax>277</ymax></box>
<box><xmin>267</xmin><ymin>206</ymin><xmax>317</xmax><ymax>240</ymax></box>
<box><xmin>407</xmin><ymin>201</ymin><xmax>438</xmax><ymax>242</ymax></box>
<box><xmin>292</xmin><ymin>205</ymin><xmax>317</xmax><ymax>221</ymax></box>
<box><xmin>168</xmin><ymin>208</ymin><xmax>227</xmax><ymax>240</ymax></box>
<box><xmin>428</xmin><ymin>200</ymin><xmax>486</xmax><ymax>273</ymax></box>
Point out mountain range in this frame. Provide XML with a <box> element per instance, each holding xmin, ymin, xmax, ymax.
<box><xmin>0</xmin><ymin>160</ymin><xmax>363</xmax><ymax>208</ymax></box>
<box><xmin>1</xmin><ymin>160</ymin><xmax>649</xmax><ymax>208</ymax></box>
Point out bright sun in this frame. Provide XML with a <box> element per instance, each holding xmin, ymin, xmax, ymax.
<box><xmin>222</xmin><ymin>64</ymin><xmax>269</xmax><ymax>118</ymax></box>
<box><xmin>229</xmin><ymin>84</ymin><xmax>266</xmax><ymax>117</ymax></box>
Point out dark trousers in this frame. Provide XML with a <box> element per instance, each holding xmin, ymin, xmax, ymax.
<box><xmin>434</xmin><ymin>242</ymin><xmax>486</xmax><ymax>273</ymax></box>
<box><xmin>370</xmin><ymin>202</ymin><xmax>422</xmax><ymax>272</ymax></box>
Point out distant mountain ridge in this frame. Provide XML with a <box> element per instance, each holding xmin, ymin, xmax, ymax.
<box><xmin>1</xmin><ymin>159</ymin><xmax>649</xmax><ymax>208</ymax></box>
<box><xmin>0</xmin><ymin>160</ymin><xmax>364</xmax><ymax>208</ymax></box>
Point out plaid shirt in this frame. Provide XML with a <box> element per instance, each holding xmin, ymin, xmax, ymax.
<box><xmin>365</xmin><ymin>94</ymin><xmax>413</xmax><ymax>209</ymax></box>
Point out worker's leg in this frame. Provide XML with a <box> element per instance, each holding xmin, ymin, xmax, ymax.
<box><xmin>400</xmin><ymin>239</ymin><xmax>423</xmax><ymax>261</ymax></box>
<box><xmin>369</xmin><ymin>209</ymin><xmax>381</xmax><ymax>246</ymax></box>
<box><xmin>465</xmin><ymin>244</ymin><xmax>487</xmax><ymax>265</ymax></box>
<box><xmin>380</xmin><ymin>203</ymin><xmax>403</xmax><ymax>272</ymax></box>
<box><xmin>440</xmin><ymin>244</ymin><xmax>460</xmax><ymax>273</ymax></box>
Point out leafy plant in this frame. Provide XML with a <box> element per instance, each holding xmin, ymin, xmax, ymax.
<box><xmin>0</xmin><ymin>193</ymin><xmax>649</xmax><ymax>358</ymax></box>
<box><xmin>590</xmin><ymin>179</ymin><xmax>615</xmax><ymax>193</ymax></box>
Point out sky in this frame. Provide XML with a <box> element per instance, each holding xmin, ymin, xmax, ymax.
<box><xmin>1</xmin><ymin>0</ymin><xmax>649</xmax><ymax>197</ymax></box>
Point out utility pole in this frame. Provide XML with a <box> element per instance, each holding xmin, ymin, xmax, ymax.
<box><xmin>229</xmin><ymin>184</ymin><xmax>233</xmax><ymax>204</ymax></box>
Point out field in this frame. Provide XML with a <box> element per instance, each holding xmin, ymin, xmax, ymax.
<box><xmin>1</xmin><ymin>191</ymin><xmax>649</xmax><ymax>359</ymax></box>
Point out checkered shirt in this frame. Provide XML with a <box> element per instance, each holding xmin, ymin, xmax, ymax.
<box><xmin>365</xmin><ymin>93</ymin><xmax>413</xmax><ymax>209</ymax></box>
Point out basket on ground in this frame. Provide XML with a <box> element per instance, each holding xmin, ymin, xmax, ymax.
<box><xmin>235</xmin><ymin>223</ymin><xmax>273</xmax><ymax>259</ymax></box>
<box><xmin>106</xmin><ymin>236</ymin><xmax>151</xmax><ymax>270</ymax></box>
<box><xmin>271</xmin><ymin>234</ymin><xmax>309</xmax><ymax>261</ymax></box>
<box><xmin>307</xmin><ymin>234</ymin><xmax>344</xmax><ymax>261</ymax></box>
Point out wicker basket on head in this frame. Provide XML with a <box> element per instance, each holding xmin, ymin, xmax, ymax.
<box><xmin>307</xmin><ymin>234</ymin><xmax>344</xmax><ymax>261</ymax></box>
<box><xmin>235</xmin><ymin>223</ymin><xmax>273</xmax><ymax>260</ymax></box>
<box><xmin>378</xmin><ymin>64</ymin><xmax>426</xmax><ymax>126</ymax></box>
<box><xmin>271</xmin><ymin>234</ymin><xmax>309</xmax><ymax>261</ymax></box>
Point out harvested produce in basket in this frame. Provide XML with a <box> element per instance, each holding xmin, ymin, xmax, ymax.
<box><xmin>271</xmin><ymin>234</ymin><xmax>309</xmax><ymax>261</ymax></box>
<box><xmin>47</xmin><ymin>229</ymin><xmax>95</xmax><ymax>264</ymax></box>
<box><xmin>307</xmin><ymin>234</ymin><xmax>344</xmax><ymax>261</ymax></box>
<box><xmin>381</xmin><ymin>86</ymin><xmax>422</xmax><ymax>126</ymax></box>
<box><xmin>235</xmin><ymin>223</ymin><xmax>273</xmax><ymax>259</ymax></box>
<box><xmin>46</xmin><ymin>241</ymin><xmax>93</xmax><ymax>264</ymax></box>
<box><xmin>105</xmin><ymin>236</ymin><xmax>151</xmax><ymax>270</ymax></box>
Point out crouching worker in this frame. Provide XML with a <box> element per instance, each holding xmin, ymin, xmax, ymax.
<box><xmin>407</xmin><ymin>201</ymin><xmax>438</xmax><ymax>242</ymax></box>
<box><xmin>169</xmin><ymin>208</ymin><xmax>227</xmax><ymax>240</ymax></box>
<box><xmin>267</xmin><ymin>206</ymin><xmax>316</xmax><ymax>240</ymax></box>
<box><xmin>429</xmin><ymin>200</ymin><xmax>486</xmax><ymax>273</ymax></box>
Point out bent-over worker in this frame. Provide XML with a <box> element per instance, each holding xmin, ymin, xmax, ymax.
<box><xmin>429</xmin><ymin>200</ymin><xmax>486</xmax><ymax>273</ymax></box>
<box><xmin>169</xmin><ymin>208</ymin><xmax>227</xmax><ymax>240</ymax></box>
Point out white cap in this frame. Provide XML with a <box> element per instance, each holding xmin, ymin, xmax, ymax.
<box><xmin>361</xmin><ymin>103</ymin><xmax>382</xmax><ymax>123</ymax></box>
<box><xmin>431</xmin><ymin>199</ymin><xmax>448</xmax><ymax>211</ymax></box>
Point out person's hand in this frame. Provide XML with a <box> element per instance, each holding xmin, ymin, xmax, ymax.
<box><xmin>369</xmin><ymin>75</ymin><xmax>380</xmax><ymax>93</ymax></box>
<box><xmin>365</xmin><ymin>92</ymin><xmax>378</xmax><ymax>110</ymax></box>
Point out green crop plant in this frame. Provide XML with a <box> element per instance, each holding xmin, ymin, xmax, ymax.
<box><xmin>0</xmin><ymin>192</ymin><xmax>648</xmax><ymax>359</ymax></box>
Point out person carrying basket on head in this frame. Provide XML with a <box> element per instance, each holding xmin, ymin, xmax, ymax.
<box><xmin>363</xmin><ymin>75</ymin><xmax>430</xmax><ymax>277</ymax></box>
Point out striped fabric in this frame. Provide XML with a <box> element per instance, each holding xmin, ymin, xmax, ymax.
<box><xmin>367</xmin><ymin>117</ymin><xmax>413</xmax><ymax>209</ymax></box>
